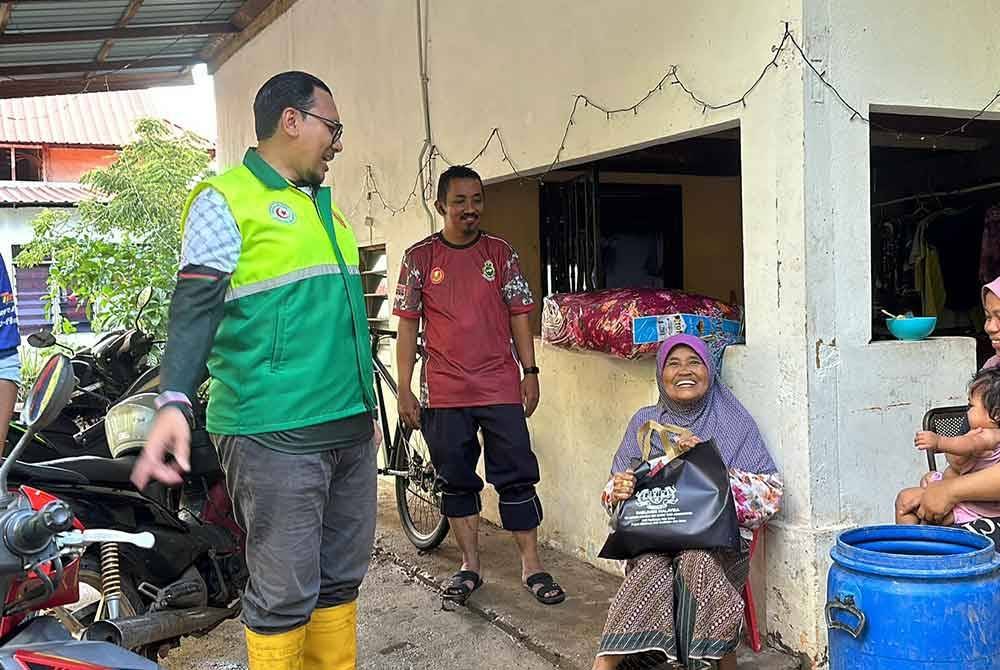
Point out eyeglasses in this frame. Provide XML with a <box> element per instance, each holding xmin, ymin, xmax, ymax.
<box><xmin>295</xmin><ymin>108</ymin><xmax>344</xmax><ymax>145</ymax></box>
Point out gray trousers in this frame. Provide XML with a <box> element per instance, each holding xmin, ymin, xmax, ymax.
<box><xmin>213</xmin><ymin>435</ymin><xmax>377</xmax><ymax>634</ymax></box>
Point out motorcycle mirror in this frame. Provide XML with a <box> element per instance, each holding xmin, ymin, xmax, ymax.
<box><xmin>0</xmin><ymin>354</ymin><xmax>75</xmax><ymax>504</ymax></box>
<box><xmin>134</xmin><ymin>287</ymin><xmax>153</xmax><ymax>330</ymax></box>
<box><xmin>26</xmin><ymin>331</ymin><xmax>56</xmax><ymax>349</ymax></box>
<box><xmin>136</xmin><ymin>286</ymin><xmax>153</xmax><ymax>311</ymax></box>
<box><xmin>21</xmin><ymin>354</ymin><xmax>74</xmax><ymax>430</ymax></box>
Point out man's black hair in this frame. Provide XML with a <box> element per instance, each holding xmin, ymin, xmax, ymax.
<box><xmin>436</xmin><ymin>165</ymin><xmax>483</xmax><ymax>204</ymax></box>
<box><xmin>253</xmin><ymin>71</ymin><xmax>332</xmax><ymax>141</ymax></box>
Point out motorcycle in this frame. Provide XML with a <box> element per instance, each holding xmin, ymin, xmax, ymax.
<box><xmin>6</xmin><ymin>288</ymin><xmax>162</xmax><ymax>463</ymax></box>
<box><xmin>7</xmin><ymin>388</ymin><xmax>245</xmax><ymax>661</ymax></box>
<box><xmin>0</xmin><ymin>352</ymin><xmax>159</xmax><ymax>669</ymax></box>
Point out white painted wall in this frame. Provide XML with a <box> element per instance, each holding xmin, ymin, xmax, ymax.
<box><xmin>786</xmin><ymin>0</ymin><xmax>996</xmax><ymax>660</ymax></box>
<box><xmin>0</xmin><ymin>208</ymin><xmax>40</xmax><ymax>279</ymax></box>
<box><xmin>210</xmin><ymin>1</ymin><xmax>989</xmax><ymax>663</ymax></box>
<box><xmin>1</xmin><ymin>207</ymin><xmax>97</xmax><ymax>350</ymax></box>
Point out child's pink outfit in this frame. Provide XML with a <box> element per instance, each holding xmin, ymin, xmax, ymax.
<box><xmin>952</xmin><ymin>444</ymin><xmax>1000</xmax><ymax>523</ymax></box>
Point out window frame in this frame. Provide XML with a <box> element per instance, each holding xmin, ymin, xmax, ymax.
<box><xmin>0</xmin><ymin>144</ymin><xmax>46</xmax><ymax>182</ymax></box>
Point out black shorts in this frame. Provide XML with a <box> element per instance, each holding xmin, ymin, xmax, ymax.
<box><xmin>421</xmin><ymin>404</ymin><xmax>542</xmax><ymax>531</ymax></box>
<box><xmin>953</xmin><ymin>517</ymin><xmax>1000</xmax><ymax>549</ymax></box>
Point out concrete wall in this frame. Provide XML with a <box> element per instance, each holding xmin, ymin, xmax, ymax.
<box><xmin>211</xmin><ymin>0</ymin><xmax>988</xmax><ymax>662</ymax></box>
<box><xmin>784</xmin><ymin>0</ymin><xmax>995</xmax><ymax>660</ymax></box>
<box><xmin>2</xmin><ymin>209</ymin><xmax>98</xmax><ymax>352</ymax></box>
<box><xmin>0</xmin><ymin>208</ymin><xmax>42</xmax><ymax>277</ymax></box>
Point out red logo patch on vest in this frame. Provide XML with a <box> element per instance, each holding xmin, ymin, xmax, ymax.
<box><xmin>268</xmin><ymin>202</ymin><xmax>296</xmax><ymax>224</ymax></box>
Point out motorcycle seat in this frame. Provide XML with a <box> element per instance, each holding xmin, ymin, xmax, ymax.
<box><xmin>2</xmin><ymin>460</ymin><xmax>89</xmax><ymax>486</ymax></box>
<box><xmin>38</xmin><ymin>455</ymin><xmax>138</xmax><ymax>487</ymax></box>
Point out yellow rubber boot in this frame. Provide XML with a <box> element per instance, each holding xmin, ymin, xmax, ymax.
<box><xmin>303</xmin><ymin>601</ymin><xmax>358</xmax><ymax>670</ymax></box>
<box><xmin>245</xmin><ymin>625</ymin><xmax>306</xmax><ymax>670</ymax></box>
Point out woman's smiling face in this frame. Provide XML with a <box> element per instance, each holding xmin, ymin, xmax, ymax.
<box><xmin>661</xmin><ymin>345</ymin><xmax>710</xmax><ymax>405</ymax></box>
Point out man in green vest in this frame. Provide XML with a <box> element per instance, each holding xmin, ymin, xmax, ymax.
<box><xmin>132</xmin><ymin>71</ymin><xmax>376</xmax><ymax>670</ymax></box>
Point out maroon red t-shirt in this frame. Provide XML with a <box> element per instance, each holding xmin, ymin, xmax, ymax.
<box><xmin>392</xmin><ymin>232</ymin><xmax>535</xmax><ymax>408</ymax></box>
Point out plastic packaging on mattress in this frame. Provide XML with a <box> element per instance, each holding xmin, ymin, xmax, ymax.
<box><xmin>541</xmin><ymin>288</ymin><xmax>743</xmax><ymax>365</ymax></box>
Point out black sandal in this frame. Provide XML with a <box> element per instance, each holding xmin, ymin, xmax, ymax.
<box><xmin>524</xmin><ymin>572</ymin><xmax>565</xmax><ymax>605</ymax></box>
<box><xmin>442</xmin><ymin>570</ymin><xmax>482</xmax><ymax>605</ymax></box>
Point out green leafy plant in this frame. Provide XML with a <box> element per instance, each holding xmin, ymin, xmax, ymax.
<box><xmin>14</xmin><ymin>346</ymin><xmax>53</xmax><ymax>403</ymax></box>
<box><xmin>16</xmin><ymin>118</ymin><xmax>212</xmax><ymax>338</ymax></box>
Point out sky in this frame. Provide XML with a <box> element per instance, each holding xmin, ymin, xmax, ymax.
<box><xmin>146</xmin><ymin>64</ymin><xmax>218</xmax><ymax>142</ymax></box>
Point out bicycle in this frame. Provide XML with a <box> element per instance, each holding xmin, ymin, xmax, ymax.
<box><xmin>371</xmin><ymin>328</ymin><xmax>450</xmax><ymax>550</ymax></box>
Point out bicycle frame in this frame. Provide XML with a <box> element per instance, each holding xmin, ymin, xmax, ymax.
<box><xmin>369</xmin><ymin>327</ymin><xmax>450</xmax><ymax>550</ymax></box>
<box><xmin>371</xmin><ymin>329</ymin><xmax>406</xmax><ymax>479</ymax></box>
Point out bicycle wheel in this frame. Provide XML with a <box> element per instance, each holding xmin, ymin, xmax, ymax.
<box><xmin>393</xmin><ymin>423</ymin><xmax>449</xmax><ymax>550</ymax></box>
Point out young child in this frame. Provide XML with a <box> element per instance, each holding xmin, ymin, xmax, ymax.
<box><xmin>896</xmin><ymin>368</ymin><xmax>1000</xmax><ymax>526</ymax></box>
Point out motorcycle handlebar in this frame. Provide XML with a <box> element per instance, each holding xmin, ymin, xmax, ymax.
<box><xmin>7</xmin><ymin>501</ymin><xmax>74</xmax><ymax>556</ymax></box>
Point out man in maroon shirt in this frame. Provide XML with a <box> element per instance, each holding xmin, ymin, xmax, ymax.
<box><xmin>394</xmin><ymin>165</ymin><xmax>565</xmax><ymax>607</ymax></box>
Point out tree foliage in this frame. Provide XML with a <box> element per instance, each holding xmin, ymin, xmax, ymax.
<box><xmin>16</xmin><ymin>118</ymin><xmax>212</xmax><ymax>337</ymax></box>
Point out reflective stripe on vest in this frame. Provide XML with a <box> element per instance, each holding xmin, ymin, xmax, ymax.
<box><xmin>224</xmin><ymin>263</ymin><xmax>360</xmax><ymax>302</ymax></box>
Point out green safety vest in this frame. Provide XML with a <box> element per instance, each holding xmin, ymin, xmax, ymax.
<box><xmin>181</xmin><ymin>149</ymin><xmax>374</xmax><ymax>435</ymax></box>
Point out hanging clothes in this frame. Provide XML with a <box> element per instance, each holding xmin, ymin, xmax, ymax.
<box><xmin>908</xmin><ymin>211</ymin><xmax>947</xmax><ymax>317</ymax></box>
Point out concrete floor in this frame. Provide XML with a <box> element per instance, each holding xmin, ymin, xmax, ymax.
<box><xmin>157</xmin><ymin>484</ymin><xmax>800</xmax><ymax>670</ymax></box>
<box><xmin>159</xmin><ymin>551</ymin><xmax>557</xmax><ymax>670</ymax></box>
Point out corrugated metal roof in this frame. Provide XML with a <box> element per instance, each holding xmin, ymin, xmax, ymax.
<box><xmin>108</xmin><ymin>35</ymin><xmax>207</xmax><ymax>60</ymax></box>
<box><xmin>132</xmin><ymin>0</ymin><xmax>243</xmax><ymax>26</ymax></box>
<box><xmin>0</xmin><ymin>1</ymin><xmax>294</xmax><ymax>99</ymax></box>
<box><xmin>0</xmin><ymin>181</ymin><xmax>93</xmax><ymax>206</ymax></box>
<box><xmin>7</xmin><ymin>2</ymin><xmax>128</xmax><ymax>32</ymax></box>
<box><xmin>0</xmin><ymin>41</ymin><xmax>109</xmax><ymax>66</ymax></box>
<box><xmin>0</xmin><ymin>89</ymin><xmax>173</xmax><ymax>146</ymax></box>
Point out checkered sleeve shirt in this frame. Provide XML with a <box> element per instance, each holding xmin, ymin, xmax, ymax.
<box><xmin>180</xmin><ymin>187</ymin><xmax>242</xmax><ymax>273</ymax></box>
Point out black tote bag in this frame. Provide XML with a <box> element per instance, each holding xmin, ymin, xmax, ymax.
<box><xmin>599</xmin><ymin>420</ymin><xmax>740</xmax><ymax>560</ymax></box>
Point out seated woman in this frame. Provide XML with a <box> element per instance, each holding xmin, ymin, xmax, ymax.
<box><xmin>594</xmin><ymin>334</ymin><xmax>783</xmax><ymax>670</ymax></box>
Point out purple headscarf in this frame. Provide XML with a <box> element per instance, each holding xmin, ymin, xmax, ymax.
<box><xmin>610</xmin><ymin>334</ymin><xmax>777</xmax><ymax>474</ymax></box>
<box><xmin>983</xmin><ymin>277</ymin><xmax>1000</xmax><ymax>371</ymax></box>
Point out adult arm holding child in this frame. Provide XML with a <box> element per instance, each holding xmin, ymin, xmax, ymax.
<box><xmin>919</xmin><ymin>462</ymin><xmax>1000</xmax><ymax>523</ymax></box>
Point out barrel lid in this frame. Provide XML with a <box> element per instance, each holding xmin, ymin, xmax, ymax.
<box><xmin>831</xmin><ymin>525</ymin><xmax>1000</xmax><ymax>578</ymax></box>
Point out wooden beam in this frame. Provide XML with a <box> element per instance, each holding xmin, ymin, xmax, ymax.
<box><xmin>90</xmin><ymin>0</ymin><xmax>143</xmax><ymax>77</ymax></box>
<box><xmin>229</xmin><ymin>0</ymin><xmax>273</xmax><ymax>30</ymax></box>
<box><xmin>0</xmin><ymin>56</ymin><xmax>200</xmax><ymax>77</ymax></box>
<box><xmin>118</xmin><ymin>0</ymin><xmax>145</xmax><ymax>26</ymax></box>
<box><xmin>0</xmin><ymin>22</ymin><xmax>238</xmax><ymax>45</ymax></box>
<box><xmin>0</xmin><ymin>71</ymin><xmax>193</xmax><ymax>98</ymax></box>
<box><xmin>198</xmin><ymin>0</ymin><xmax>273</xmax><ymax>61</ymax></box>
<box><xmin>0</xmin><ymin>3</ymin><xmax>13</xmax><ymax>34</ymax></box>
<box><xmin>208</xmin><ymin>0</ymin><xmax>301</xmax><ymax>73</ymax></box>
<box><xmin>95</xmin><ymin>40</ymin><xmax>114</xmax><ymax>63</ymax></box>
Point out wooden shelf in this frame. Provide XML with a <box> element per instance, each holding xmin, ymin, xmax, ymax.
<box><xmin>359</xmin><ymin>243</ymin><xmax>388</xmax><ymax>322</ymax></box>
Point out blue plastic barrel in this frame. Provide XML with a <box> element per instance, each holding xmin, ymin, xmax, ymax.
<box><xmin>827</xmin><ymin>525</ymin><xmax>1000</xmax><ymax>669</ymax></box>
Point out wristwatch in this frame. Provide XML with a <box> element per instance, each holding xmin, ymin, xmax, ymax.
<box><xmin>522</xmin><ymin>366</ymin><xmax>540</xmax><ymax>375</ymax></box>
<box><xmin>155</xmin><ymin>391</ymin><xmax>195</xmax><ymax>424</ymax></box>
